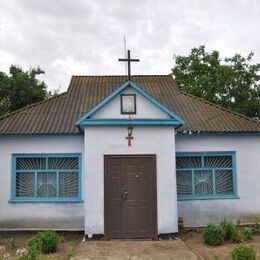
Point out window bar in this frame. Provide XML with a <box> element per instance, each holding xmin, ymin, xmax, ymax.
<box><xmin>34</xmin><ymin>171</ymin><xmax>38</xmax><ymax>197</ymax></box>
<box><xmin>192</xmin><ymin>169</ymin><xmax>195</xmax><ymax>195</ymax></box>
<box><xmin>201</xmin><ymin>155</ymin><xmax>205</xmax><ymax>168</ymax></box>
<box><xmin>46</xmin><ymin>157</ymin><xmax>49</xmax><ymax>170</ymax></box>
<box><xmin>56</xmin><ymin>171</ymin><xmax>60</xmax><ymax>197</ymax></box>
<box><xmin>13</xmin><ymin>173</ymin><xmax>16</xmax><ymax>198</ymax></box>
<box><xmin>212</xmin><ymin>169</ymin><xmax>216</xmax><ymax>195</ymax></box>
<box><xmin>232</xmin><ymin>154</ymin><xmax>236</xmax><ymax>195</ymax></box>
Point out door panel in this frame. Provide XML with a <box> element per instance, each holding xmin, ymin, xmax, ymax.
<box><xmin>105</xmin><ymin>155</ymin><xmax>157</xmax><ymax>239</ymax></box>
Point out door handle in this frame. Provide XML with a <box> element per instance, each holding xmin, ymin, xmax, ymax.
<box><xmin>121</xmin><ymin>191</ymin><xmax>129</xmax><ymax>201</ymax></box>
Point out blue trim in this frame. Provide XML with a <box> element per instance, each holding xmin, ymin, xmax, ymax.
<box><xmin>75</xmin><ymin>80</ymin><xmax>185</xmax><ymax>127</ymax></box>
<box><xmin>10</xmin><ymin>153</ymin><xmax>82</xmax><ymax>203</ymax></box>
<box><xmin>176</xmin><ymin>151</ymin><xmax>236</xmax><ymax>156</ymax></box>
<box><xmin>176</xmin><ymin>151</ymin><xmax>238</xmax><ymax>201</ymax></box>
<box><xmin>9</xmin><ymin>199</ymin><xmax>84</xmax><ymax>203</ymax></box>
<box><xmin>79</xmin><ymin>119</ymin><xmax>182</xmax><ymax>126</ymax></box>
<box><xmin>178</xmin><ymin>195</ymin><xmax>239</xmax><ymax>201</ymax></box>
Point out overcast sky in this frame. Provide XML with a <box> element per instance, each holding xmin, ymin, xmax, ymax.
<box><xmin>0</xmin><ymin>0</ymin><xmax>259</xmax><ymax>92</ymax></box>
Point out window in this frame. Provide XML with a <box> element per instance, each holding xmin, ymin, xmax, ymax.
<box><xmin>176</xmin><ymin>152</ymin><xmax>237</xmax><ymax>200</ymax></box>
<box><xmin>11</xmin><ymin>154</ymin><xmax>82</xmax><ymax>202</ymax></box>
<box><xmin>120</xmin><ymin>94</ymin><xmax>136</xmax><ymax>114</ymax></box>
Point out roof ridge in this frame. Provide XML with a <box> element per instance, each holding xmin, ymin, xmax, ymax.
<box><xmin>180</xmin><ymin>90</ymin><xmax>259</xmax><ymax>125</ymax></box>
<box><xmin>71</xmin><ymin>74</ymin><xmax>172</xmax><ymax>77</ymax></box>
<box><xmin>0</xmin><ymin>92</ymin><xmax>68</xmax><ymax>121</ymax></box>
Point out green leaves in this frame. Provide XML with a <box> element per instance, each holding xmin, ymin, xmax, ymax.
<box><xmin>0</xmin><ymin>65</ymin><xmax>49</xmax><ymax>117</ymax></box>
<box><xmin>172</xmin><ymin>46</ymin><xmax>260</xmax><ymax>118</ymax></box>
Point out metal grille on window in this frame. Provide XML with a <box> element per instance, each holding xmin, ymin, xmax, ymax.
<box><xmin>194</xmin><ymin>170</ymin><xmax>213</xmax><ymax>196</ymax></box>
<box><xmin>16</xmin><ymin>172</ymin><xmax>35</xmax><ymax>197</ymax></box>
<box><xmin>48</xmin><ymin>157</ymin><xmax>78</xmax><ymax>170</ymax></box>
<box><xmin>204</xmin><ymin>156</ymin><xmax>232</xmax><ymax>168</ymax></box>
<box><xmin>37</xmin><ymin>172</ymin><xmax>57</xmax><ymax>198</ymax></box>
<box><xmin>59</xmin><ymin>172</ymin><xmax>79</xmax><ymax>197</ymax></box>
<box><xmin>176</xmin><ymin>154</ymin><xmax>235</xmax><ymax>199</ymax></box>
<box><xmin>16</xmin><ymin>157</ymin><xmax>46</xmax><ymax>170</ymax></box>
<box><xmin>215</xmin><ymin>170</ymin><xmax>233</xmax><ymax>194</ymax></box>
<box><xmin>176</xmin><ymin>156</ymin><xmax>202</xmax><ymax>169</ymax></box>
<box><xmin>14</xmin><ymin>155</ymin><xmax>80</xmax><ymax>200</ymax></box>
<box><xmin>176</xmin><ymin>170</ymin><xmax>192</xmax><ymax>195</ymax></box>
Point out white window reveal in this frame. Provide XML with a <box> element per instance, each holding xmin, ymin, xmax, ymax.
<box><xmin>176</xmin><ymin>152</ymin><xmax>237</xmax><ymax>200</ymax></box>
<box><xmin>11</xmin><ymin>154</ymin><xmax>82</xmax><ymax>202</ymax></box>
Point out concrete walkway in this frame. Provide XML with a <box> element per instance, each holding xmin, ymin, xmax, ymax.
<box><xmin>75</xmin><ymin>240</ymin><xmax>199</xmax><ymax>260</ymax></box>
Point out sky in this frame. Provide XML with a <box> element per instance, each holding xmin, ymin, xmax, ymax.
<box><xmin>0</xmin><ymin>0</ymin><xmax>259</xmax><ymax>92</ymax></box>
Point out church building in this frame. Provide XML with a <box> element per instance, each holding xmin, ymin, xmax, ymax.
<box><xmin>0</xmin><ymin>53</ymin><xmax>260</xmax><ymax>239</ymax></box>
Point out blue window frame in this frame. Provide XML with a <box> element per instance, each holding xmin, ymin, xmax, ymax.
<box><xmin>176</xmin><ymin>152</ymin><xmax>238</xmax><ymax>200</ymax></box>
<box><xmin>11</xmin><ymin>154</ymin><xmax>82</xmax><ymax>202</ymax></box>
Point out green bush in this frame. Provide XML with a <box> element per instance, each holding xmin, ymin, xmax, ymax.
<box><xmin>242</xmin><ymin>228</ymin><xmax>253</xmax><ymax>240</ymax></box>
<box><xmin>27</xmin><ymin>235</ymin><xmax>42</xmax><ymax>253</ymax></box>
<box><xmin>231</xmin><ymin>244</ymin><xmax>256</xmax><ymax>260</ymax></box>
<box><xmin>203</xmin><ymin>224</ymin><xmax>225</xmax><ymax>246</ymax></box>
<box><xmin>231</xmin><ymin>227</ymin><xmax>254</xmax><ymax>243</ymax></box>
<box><xmin>220</xmin><ymin>219</ymin><xmax>236</xmax><ymax>240</ymax></box>
<box><xmin>37</xmin><ymin>230</ymin><xmax>60</xmax><ymax>254</ymax></box>
<box><xmin>253</xmin><ymin>218</ymin><xmax>260</xmax><ymax>235</ymax></box>
<box><xmin>231</xmin><ymin>227</ymin><xmax>245</xmax><ymax>243</ymax></box>
<box><xmin>17</xmin><ymin>245</ymin><xmax>41</xmax><ymax>260</ymax></box>
<box><xmin>27</xmin><ymin>230</ymin><xmax>59</xmax><ymax>255</ymax></box>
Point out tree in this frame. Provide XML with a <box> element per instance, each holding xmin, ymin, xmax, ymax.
<box><xmin>171</xmin><ymin>46</ymin><xmax>260</xmax><ymax>118</ymax></box>
<box><xmin>0</xmin><ymin>65</ymin><xmax>50</xmax><ymax>116</ymax></box>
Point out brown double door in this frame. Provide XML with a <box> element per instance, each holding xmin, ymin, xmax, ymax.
<box><xmin>104</xmin><ymin>155</ymin><xmax>157</xmax><ymax>239</ymax></box>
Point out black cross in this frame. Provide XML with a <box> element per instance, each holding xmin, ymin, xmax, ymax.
<box><xmin>119</xmin><ymin>50</ymin><xmax>140</xmax><ymax>79</ymax></box>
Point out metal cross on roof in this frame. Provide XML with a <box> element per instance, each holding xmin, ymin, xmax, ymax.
<box><xmin>119</xmin><ymin>50</ymin><xmax>140</xmax><ymax>79</ymax></box>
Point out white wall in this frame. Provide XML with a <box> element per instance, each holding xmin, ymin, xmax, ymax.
<box><xmin>176</xmin><ymin>134</ymin><xmax>260</xmax><ymax>227</ymax></box>
<box><xmin>92</xmin><ymin>88</ymin><xmax>169</xmax><ymax>119</ymax></box>
<box><xmin>84</xmin><ymin>126</ymin><xmax>178</xmax><ymax>236</ymax></box>
<box><xmin>0</xmin><ymin>135</ymin><xmax>85</xmax><ymax>230</ymax></box>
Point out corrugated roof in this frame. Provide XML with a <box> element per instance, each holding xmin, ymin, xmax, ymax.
<box><xmin>0</xmin><ymin>75</ymin><xmax>259</xmax><ymax>135</ymax></box>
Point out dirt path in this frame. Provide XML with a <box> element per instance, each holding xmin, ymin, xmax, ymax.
<box><xmin>74</xmin><ymin>240</ymin><xmax>199</xmax><ymax>260</ymax></box>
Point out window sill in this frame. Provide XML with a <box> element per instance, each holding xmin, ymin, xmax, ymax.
<box><xmin>9</xmin><ymin>198</ymin><xmax>84</xmax><ymax>203</ymax></box>
<box><xmin>177</xmin><ymin>195</ymin><xmax>239</xmax><ymax>201</ymax></box>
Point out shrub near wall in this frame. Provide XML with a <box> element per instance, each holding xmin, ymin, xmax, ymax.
<box><xmin>203</xmin><ymin>224</ymin><xmax>225</xmax><ymax>246</ymax></box>
<box><xmin>220</xmin><ymin>219</ymin><xmax>236</xmax><ymax>240</ymax></box>
<box><xmin>231</xmin><ymin>244</ymin><xmax>256</xmax><ymax>260</ymax></box>
<box><xmin>18</xmin><ymin>230</ymin><xmax>60</xmax><ymax>259</ymax></box>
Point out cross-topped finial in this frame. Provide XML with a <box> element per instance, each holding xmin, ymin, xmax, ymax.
<box><xmin>119</xmin><ymin>50</ymin><xmax>140</xmax><ymax>79</ymax></box>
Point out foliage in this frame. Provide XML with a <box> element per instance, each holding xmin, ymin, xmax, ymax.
<box><xmin>171</xmin><ymin>46</ymin><xmax>260</xmax><ymax>118</ymax></box>
<box><xmin>66</xmin><ymin>247</ymin><xmax>76</xmax><ymax>259</ymax></box>
<box><xmin>231</xmin><ymin>227</ymin><xmax>254</xmax><ymax>243</ymax></box>
<box><xmin>32</xmin><ymin>230</ymin><xmax>60</xmax><ymax>254</ymax></box>
<box><xmin>6</xmin><ymin>238</ymin><xmax>16</xmax><ymax>250</ymax></box>
<box><xmin>231</xmin><ymin>244</ymin><xmax>256</xmax><ymax>260</ymax></box>
<box><xmin>243</xmin><ymin>228</ymin><xmax>254</xmax><ymax>240</ymax></box>
<box><xmin>0</xmin><ymin>65</ymin><xmax>54</xmax><ymax>117</ymax></box>
<box><xmin>231</xmin><ymin>227</ymin><xmax>245</xmax><ymax>243</ymax></box>
<box><xmin>203</xmin><ymin>224</ymin><xmax>225</xmax><ymax>246</ymax></box>
<box><xmin>16</xmin><ymin>248</ymin><xmax>28</xmax><ymax>258</ymax></box>
<box><xmin>18</xmin><ymin>243</ymin><xmax>41</xmax><ymax>260</ymax></box>
<box><xmin>0</xmin><ymin>248</ymin><xmax>4</xmax><ymax>260</ymax></box>
<box><xmin>220</xmin><ymin>219</ymin><xmax>236</xmax><ymax>240</ymax></box>
<box><xmin>18</xmin><ymin>230</ymin><xmax>60</xmax><ymax>259</ymax></box>
<box><xmin>253</xmin><ymin>217</ymin><xmax>260</xmax><ymax>234</ymax></box>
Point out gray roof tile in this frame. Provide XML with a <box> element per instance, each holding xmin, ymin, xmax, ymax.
<box><xmin>0</xmin><ymin>75</ymin><xmax>259</xmax><ymax>135</ymax></box>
